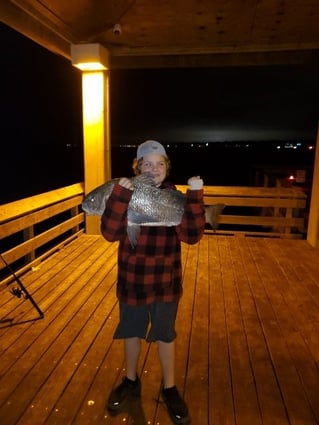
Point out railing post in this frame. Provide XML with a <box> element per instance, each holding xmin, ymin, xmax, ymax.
<box><xmin>23</xmin><ymin>226</ymin><xmax>35</xmax><ymax>262</ymax></box>
<box><xmin>307</xmin><ymin>122</ymin><xmax>319</xmax><ymax>247</ymax></box>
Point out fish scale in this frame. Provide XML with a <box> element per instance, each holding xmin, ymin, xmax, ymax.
<box><xmin>128</xmin><ymin>183</ymin><xmax>185</xmax><ymax>225</ymax></box>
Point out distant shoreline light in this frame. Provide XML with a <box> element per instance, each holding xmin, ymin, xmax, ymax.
<box><xmin>117</xmin><ymin>141</ymin><xmax>314</xmax><ymax>151</ymax></box>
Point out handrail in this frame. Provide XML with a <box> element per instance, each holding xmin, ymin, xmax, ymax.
<box><xmin>0</xmin><ymin>183</ymin><xmax>84</xmax><ymax>222</ymax></box>
<box><xmin>0</xmin><ymin>182</ymin><xmax>307</xmax><ymax>281</ymax></box>
<box><xmin>0</xmin><ymin>183</ymin><xmax>85</xmax><ymax>280</ymax></box>
<box><xmin>177</xmin><ymin>184</ymin><xmax>307</xmax><ymax>238</ymax></box>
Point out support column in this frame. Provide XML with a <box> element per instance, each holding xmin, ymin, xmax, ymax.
<box><xmin>82</xmin><ymin>71</ymin><xmax>111</xmax><ymax>234</ymax></box>
<box><xmin>307</xmin><ymin>122</ymin><xmax>319</xmax><ymax>247</ymax></box>
<box><xmin>71</xmin><ymin>44</ymin><xmax>111</xmax><ymax>235</ymax></box>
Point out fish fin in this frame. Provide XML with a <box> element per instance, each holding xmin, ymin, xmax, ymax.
<box><xmin>127</xmin><ymin>223</ymin><xmax>141</xmax><ymax>248</ymax></box>
<box><xmin>205</xmin><ymin>204</ymin><xmax>225</xmax><ymax>231</ymax></box>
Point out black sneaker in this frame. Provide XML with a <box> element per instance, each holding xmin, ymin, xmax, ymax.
<box><xmin>161</xmin><ymin>385</ymin><xmax>190</xmax><ymax>424</ymax></box>
<box><xmin>107</xmin><ymin>376</ymin><xmax>141</xmax><ymax>411</ymax></box>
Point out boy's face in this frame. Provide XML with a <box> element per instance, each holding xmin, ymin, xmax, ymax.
<box><xmin>140</xmin><ymin>153</ymin><xmax>167</xmax><ymax>186</ymax></box>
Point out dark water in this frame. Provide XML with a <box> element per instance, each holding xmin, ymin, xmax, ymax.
<box><xmin>111</xmin><ymin>142</ymin><xmax>315</xmax><ymax>187</ymax></box>
<box><xmin>1</xmin><ymin>141</ymin><xmax>315</xmax><ymax>205</ymax></box>
<box><xmin>2</xmin><ymin>144</ymin><xmax>84</xmax><ymax>204</ymax></box>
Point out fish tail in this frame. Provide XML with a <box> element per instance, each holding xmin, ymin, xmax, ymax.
<box><xmin>205</xmin><ymin>204</ymin><xmax>225</xmax><ymax>231</ymax></box>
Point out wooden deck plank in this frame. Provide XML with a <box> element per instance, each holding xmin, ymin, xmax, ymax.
<box><xmin>0</xmin><ymin>235</ymin><xmax>96</xmax><ymax>324</ymax></box>
<box><xmin>183</xmin><ymin>239</ymin><xmax>209</xmax><ymax>423</ymax></box>
<box><xmin>0</xmin><ymin>238</ymin><xmax>115</xmax><ymax>372</ymax></box>
<box><xmin>0</xmin><ymin>238</ymin><xmax>118</xmax><ymax>425</ymax></box>
<box><xmin>261</xmin><ymin>239</ymin><xmax>319</xmax><ymax>423</ymax></box>
<box><xmin>218</xmin><ymin>237</ymin><xmax>263</xmax><ymax>425</ymax></box>
<box><xmin>21</xmin><ymin>264</ymin><xmax>119</xmax><ymax>425</ymax></box>
<box><xmin>246</xmin><ymin>238</ymin><xmax>318</xmax><ymax>425</ymax></box>
<box><xmin>233</xmin><ymin>237</ymin><xmax>291</xmax><ymax>425</ymax></box>
<box><xmin>208</xmin><ymin>237</ymin><xmax>235</xmax><ymax>425</ymax></box>
<box><xmin>0</xmin><ymin>234</ymin><xmax>319</xmax><ymax>425</ymax></box>
<box><xmin>0</xmin><ymin>236</ymin><xmax>102</xmax><ymax>350</ymax></box>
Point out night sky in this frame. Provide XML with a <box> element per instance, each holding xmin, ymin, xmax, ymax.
<box><xmin>1</xmin><ymin>21</ymin><xmax>319</xmax><ymax>149</ymax></box>
<box><xmin>0</xmin><ymin>22</ymin><xmax>82</xmax><ymax>149</ymax></box>
<box><xmin>110</xmin><ymin>66</ymin><xmax>319</xmax><ymax>145</ymax></box>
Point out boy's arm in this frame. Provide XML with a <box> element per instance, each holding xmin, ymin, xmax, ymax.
<box><xmin>176</xmin><ymin>182</ymin><xmax>206</xmax><ymax>244</ymax></box>
<box><xmin>100</xmin><ymin>183</ymin><xmax>133</xmax><ymax>242</ymax></box>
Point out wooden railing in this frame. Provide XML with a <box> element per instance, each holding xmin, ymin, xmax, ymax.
<box><xmin>0</xmin><ymin>183</ymin><xmax>85</xmax><ymax>282</ymax></box>
<box><xmin>177</xmin><ymin>184</ymin><xmax>307</xmax><ymax>238</ymax></box>
<box><xmin>0</xmin><ymin>183</ymin><xmax>307</xmax><ymax>281</ymax></box>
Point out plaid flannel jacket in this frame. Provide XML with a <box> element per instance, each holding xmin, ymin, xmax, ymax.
<box><xmin>100</xmin><ymin>181</ymin><xmax>205</xmax><ymax>305</ymax></box>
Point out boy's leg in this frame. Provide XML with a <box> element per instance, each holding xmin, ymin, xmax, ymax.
<box><xmin>158</xmin><ymin>340</ymin><xmax>189</xmax><ymax>423</ymax></box>
<box><xmin>125</xmin><ymin>337</ymin><xmax>141</xmax><ymax>380</ymax></box>
<box><xmin>158</xmin><ymin>340</ymin><xmax>175</xmax><ymax>388</ymax></box>
<box><xmin>113</xmin><ymin>302</ymin><xmax>150</xmax><ymax>378</ymax></box>
<box><xmin>107</xmin><ymin>300</ymin><xmax>149</xmax><ymax>411</ymax></box>
<box><xmin>106</xmin><ymin>337</ymin><xmax>142</xmax><ymax>411</ymax></box>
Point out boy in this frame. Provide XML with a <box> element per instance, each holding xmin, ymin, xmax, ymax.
<box><xmin>101</xmin><ymin>140</ymin><xmax>205</xmax><ymax>424</ymax></box>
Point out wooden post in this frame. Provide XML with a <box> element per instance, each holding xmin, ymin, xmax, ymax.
<box><xmin>307</xmin><ymin>122</ymin><xmax>319</xmax><ymax>247</ymax></box>
<box><xmin>82</xmin><ymin>71</ymin><xmax>111</xmax><ymax>235</ymax></box>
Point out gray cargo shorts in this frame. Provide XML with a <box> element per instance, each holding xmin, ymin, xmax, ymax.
<box><xmin>113</xmin><ymin>301</ymin><xmax>178</xmax><ymax>343</ymax></box>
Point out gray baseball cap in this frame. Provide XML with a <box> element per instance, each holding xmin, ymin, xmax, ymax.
<box><xmin>136</xmin><ymin>140</ymin><xmax>167</xmax><ymax>160</ymax></box>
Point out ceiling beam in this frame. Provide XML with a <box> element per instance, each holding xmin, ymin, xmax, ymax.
<box><xmin>0</xmin><ymin>1</ymin><xmax>70</xmax><ymax>60</ymax></box>
<box><xmin>2</xmin><ymin>1</ymin><xmax>319</xmax><ymax>70</ymax></box>
<box><xmin>111</xmin><ymin>49</ymin><xmax>319</xmax><ymax>69</ymax></box>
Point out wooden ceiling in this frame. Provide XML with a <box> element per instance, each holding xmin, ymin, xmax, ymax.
<box><xmin>1</xmin><ymin>0</ymin><xmax>319</xmax><ymax>69</ymax></box>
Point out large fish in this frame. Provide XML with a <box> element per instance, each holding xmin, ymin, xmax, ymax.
<box><xmin>81</xmin><ymin>174</ymin><xmax>224</xmax><ymax>246</ymax></box>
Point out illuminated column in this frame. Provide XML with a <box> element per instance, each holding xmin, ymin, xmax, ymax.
<box><xmin>71</xmin><ymin>44</ymin><xmax>111</xmax><ymax>234</ymax></box>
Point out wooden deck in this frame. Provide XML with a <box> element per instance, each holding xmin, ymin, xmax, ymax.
<box><xmin>0</xmin><ymin>234</ymin><xmax>319</xmax><ymax>425</ymax></box>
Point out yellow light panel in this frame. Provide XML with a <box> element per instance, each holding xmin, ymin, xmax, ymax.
<box><xmin>82</xmin><ymin>72</ymin><xmax>104</xmax><ymax>125</ymax></box>
<box><xmin>74</xmin><ymin>62</ymin><xmax>107</xmax><ymax>71</ymax></box>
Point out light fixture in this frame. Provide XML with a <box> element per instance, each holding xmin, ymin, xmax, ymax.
<box><xmin>71</xmin><ymin>43</ymin><xmax>110</xmax><ymax>71</ymax></box>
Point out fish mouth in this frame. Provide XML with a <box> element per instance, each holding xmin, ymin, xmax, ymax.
<box><xmin>81</xmin><ymin>206</ymin><xmax>93</xmax><ymax>215</ymax></box>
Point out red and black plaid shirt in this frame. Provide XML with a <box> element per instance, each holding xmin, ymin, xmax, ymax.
<box><xmin>100</xmin><ymin>181</ymin><xmax>205</xmax><ymax>306</ymax></box>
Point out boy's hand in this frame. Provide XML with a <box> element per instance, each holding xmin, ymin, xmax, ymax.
<box><xmin>118</xmin><ymin>178</ymin><xmax>134</xmax><ymax>190</ymax></box>
<box><xmin>187</xmin><ymin>176</ymin><xmax>204</xmax><ymax>190</ymax></box>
